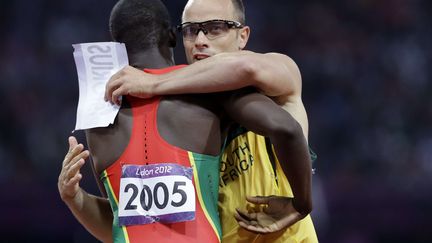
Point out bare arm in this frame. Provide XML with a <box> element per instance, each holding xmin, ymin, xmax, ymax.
<box><xmin>58</xmin><ymin>137</ymin><xmax>113</xmax><ymax>243</ymax></box>
<box><xmin>63</xmin><ymin>190</ymin><xmax>113</xmax><ymax>243</ymax></box>
<box><xmin>105</xmin><ymin>51</ymin><xmax>301</xmax><ymax>104</ymax></box>
<box><xmin>221</xmin><ymin>89</ymin><xmax>312</xmax><ymax>232</ymax></box>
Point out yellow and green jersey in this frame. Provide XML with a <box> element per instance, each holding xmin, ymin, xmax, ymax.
<box><xmin>219</xmin><ymin>126</ymin><xmax>318</xmax><ymax>243</ymax></box>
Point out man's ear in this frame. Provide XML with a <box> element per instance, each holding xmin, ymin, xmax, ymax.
<box><xmin>238</xmin><ymin>26</ymin><xmax>250</xmax><ymax>50</ymax></box>
<box><xmin>169</xmin><ymin>27</ymin><xmax>177</xmax><ymax>48</ymax></box>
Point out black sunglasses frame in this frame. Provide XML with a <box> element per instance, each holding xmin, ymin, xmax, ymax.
<box><xmin>176</xmin><ymin>19</ymin><xmax>244</xmax><ymax>37</ymax></box>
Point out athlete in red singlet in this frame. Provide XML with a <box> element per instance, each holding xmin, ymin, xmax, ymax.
<box><xmin>97</xmin><ymin>66</ymin><xmax>222</xmax><ymax>243</ymax></box>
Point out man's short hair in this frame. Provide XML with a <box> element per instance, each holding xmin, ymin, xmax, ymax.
<box><xmin>109</xmin><ymin>0</ymin><xmax>171</xmax><ymax>52</ymax></box>
<box><xmin>232</xmin><ymin>0</ymin><xmax>245</xmax><ymax>24</ymax></box>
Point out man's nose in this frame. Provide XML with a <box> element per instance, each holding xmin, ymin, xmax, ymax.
<box><xmin>194</xmin><ymin>30</ymin><xmax>209</xmax><ymax>48</ymax></box>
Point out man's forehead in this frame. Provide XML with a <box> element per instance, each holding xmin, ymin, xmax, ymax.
<box><xmin>182</xmin><ymin>0</ymin><xmax>236</xmax><ymax>22</ymax></box>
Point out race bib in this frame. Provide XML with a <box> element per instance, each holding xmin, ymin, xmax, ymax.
<box><xmin>118</xmin><ymin>163</ymin><xmax>195</xmax><ymax>226</ymax></box>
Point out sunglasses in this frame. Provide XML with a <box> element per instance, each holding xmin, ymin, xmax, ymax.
<box><xmin>177</xmin><ymin>19</ymin><xmax>244</xmax><ymax>40</ymax></box>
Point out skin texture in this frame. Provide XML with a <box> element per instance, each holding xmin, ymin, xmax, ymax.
<box><xmin>181</xmin><ymin>0</ymin><xmax>250</xmax><ymax>63</ymax></box>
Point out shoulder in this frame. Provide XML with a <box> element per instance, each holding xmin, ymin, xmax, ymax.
<box><xmin>241</xmin><ymin>51</ymin><xmax>297</xmax><ymax>66</ymax></box>
<box><xmin>265</xmin><ymin>53</ymin><xmax>300</xmax><ymax>75</ymax></box>
<box><xmin>85</xmin><ymin>107</ymin><xmax>132</xmax><ymax>173</ymax></box>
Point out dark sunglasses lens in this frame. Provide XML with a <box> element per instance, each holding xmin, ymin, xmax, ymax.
<box><xmin>181</xmin><ymin>24</ymin><xmax>199</xmax><ymax>39</ymax></box>
<box><xmin>180</xmin><ymin>20</ymin><xmax>238</xmax><ymax>40</ymax></box>
<box><xmin>203</xmin><ymin>22</ymin><xmax>229</xmax><ymax>37</ymax></box>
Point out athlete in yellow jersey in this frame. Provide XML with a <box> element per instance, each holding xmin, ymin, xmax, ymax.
<box><xmin>219</xmin><ymin>126</ymin><xmax>317</xmax><ymax>242</ymax></box>
<box><xmin>105</xmin><ymin>0</ymin><xmax>317</xmax><ymax>242</ymax></box>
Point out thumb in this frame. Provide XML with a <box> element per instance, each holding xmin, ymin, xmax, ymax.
<box><xmin>246</xmin><ymin>195</ymin><xmax>272</xmax><ymax>205</ymax></box>
<box><xmin>68</xmin><ymin>136</ymin><xmax>78</xmax><ymax>152</ymax></box>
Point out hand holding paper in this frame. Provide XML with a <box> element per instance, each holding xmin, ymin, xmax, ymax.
<box><xmin>72</xmin><ymin>42</ymin><xmax>129</xmax><ymax>130</ymax></box>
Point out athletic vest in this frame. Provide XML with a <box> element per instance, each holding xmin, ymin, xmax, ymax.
<box><xmin>100</xmin><ymin>66</ymin><xmax>222</xmax><ymax>243</ymax></box>
<box><xmin>219</xmin><ymin>125</ymin><xmax>318</xmax><ymax>243</ymax></box>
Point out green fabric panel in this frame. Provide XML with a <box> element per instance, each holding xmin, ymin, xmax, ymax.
<box><xmin>101</xmin><ymin>171</ymin><xmax>127</xmax><ymax>243</ymax></box>
<box><xmin>191</xmin><ymin>152</ymin><xmax>222</xmax><ymax>238</ymax></box>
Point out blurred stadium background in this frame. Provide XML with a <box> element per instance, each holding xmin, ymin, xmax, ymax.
<box><xmin>0</xmin><ymin>0</ymin><xmax>431</xmax><ymax>242</ymax></box>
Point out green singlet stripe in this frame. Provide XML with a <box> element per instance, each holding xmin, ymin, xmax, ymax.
<box><xmin>101</xmin><ymin>170</ymin><xmax>129</xmax><ymax>243</ymax></box>
<box><xmin>189</xmin><ymin>152</ymin><xmax>222</xmax><ymax>239</ymax></box>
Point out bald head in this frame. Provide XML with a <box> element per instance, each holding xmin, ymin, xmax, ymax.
<box><xmin>231</xmin><ymin>0</ymin><xmax>245</xmax><ymax>24</ymax></box>
<box><xmin>182</xmin><ymin>0</ymin><xmax>245</xmax><ymax>24</ymax></box>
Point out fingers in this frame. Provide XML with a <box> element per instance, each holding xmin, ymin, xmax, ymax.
<box><xmin>106</xmin><ymin>76</ymin><xmax>127</xmax><ymax>105</ymax></box>
<box><xmin>63</xmin><ymin>143</ymin><xmax>83</xmax><ymax>167</ymax></box>
<box><xmin>112</xmin><ymin>86</ymin><xmax>125</xmax><ymax>106</ymax></box>
<box><xmin>106</xmin><ymin>65</ymin><xmax>157</xmax><ymax>103</ymax></box>
<box><xmin>60</xmin><ymin>154</ymin><xmax>86</xmax><ymax>186</ymax></box>
<box><xmin>108</xmin><ymin>68</ymin><xmax>123</xmax><ymax>85</ymax></box>
<box><xmin>58</xmin><ymin>154</ymin><xmax>87</xmax><ymax>200</ymax></box>
<box><xmin>106</xmin><ymin>65</ymin><xmax>136</xmax><ymax>103</ymax></box>
<box><xmin>65</xmin><ymin>156</ymin><xmax>87</xmax><ymax>179</ymax></box>
<box><xmin>105</xmin><ymin>66</ymin><xmax>127</xmax><ymax>102</ymax></box>
<box><xmin>234</xmin><ymin>211</ymin><xmax>250</xmax><ymax>227</ymax></box>
<box><xmin>63</xmin><ymin>143</ymin><xmax>86</xmax><ymax>167</ymax></box>
<box><xmin>105</xmin><ymin>77</ymin><xmax>123</xmax><ymax>103</ymax></box>
<box><xmin>236</xmin><ymin>213</ymin><xmax>282</xmax><ymax>234</ymax></box>
<box><xmin>246</xmin><ymin>195</ymin><xmax>273</xmax><ymax>205</ymax></box>
<box><xmin>234</xmin><ymin>208</ymin><xmax>263</xmax><ymax>232</ymax></box>
<box><xmin>236</xmin><ymin>196</ymin><xmax>303</xmax><ymax>234</ymax></box>
<box><xmin>69</xmin><ymin>150</ymin><xmax>89</xmax><ymax>169</ymax></box>
<box><xmin>68</xmin><ymin>136</ymin><xmax>78</xmax><ymax>152</ymax></box>
<box><xmin>65</xmin><ymin>172</ymin><xmax>83</xmax><ymax>188</ymax></box>
<box><xmin>235</xmin><ymin>208</ymin><xmax>278</xmax><ymax>234</ymax></box>
<box><xmin>237</xmin><ymin>221</ymin><xmax>273</xmax><ymax>234</ymax></box>
<box><xmin>61</xmin><ymin>150</ymin><xmax>88</xmax><ymax>182</ymax></box>
<box><xmin>59</xmin><ymin>138</ymin><xmax>89</xmax><ymax>201</ymax></box>
<box><xmin>234</xmin><ymin>208</ymin><xmax>265</xmax><ymax>230</ymax></box>
<box><xmin>235</xmin><ymin>208</ymin><xmax>254</xmax><ymax>221</ymax></box>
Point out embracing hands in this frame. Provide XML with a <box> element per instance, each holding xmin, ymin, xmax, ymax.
<box><xmin>105</xmin><ymin>65</ymin><xmax>157</xmax><ymax>105</ymax></box>
<box><xmin>234</xmin><ymin>195</ymin><xmax>309</xmax><ymax>234</ymax></box>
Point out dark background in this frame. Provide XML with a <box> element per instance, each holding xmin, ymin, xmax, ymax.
<box><xmin>1</xmin><ymin>0</ymin><xmax>431</xmax><ymax>242</ymax></box>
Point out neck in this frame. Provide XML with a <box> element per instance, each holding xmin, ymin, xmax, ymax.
<box><xmin>128</xmin><ymin>47</ymin><xmax>175</xmax><ymax>69</ymax></box>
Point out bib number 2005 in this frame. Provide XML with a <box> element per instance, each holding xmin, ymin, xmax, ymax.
<box><xmin>118</xmin><ymin>164</ymin><xmax>195</xmax><ymax>225</ymax></box>
<box><xmin>124</xmin><ymin>181</ymin><xmax>187</xmax><ymax>211</ymax></box>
